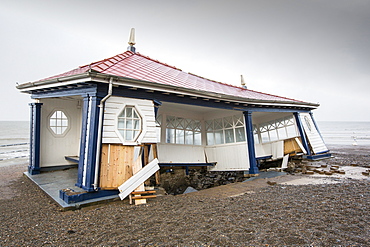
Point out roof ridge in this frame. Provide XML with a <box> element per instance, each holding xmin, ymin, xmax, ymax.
<box><xmin>136</xmin><ymin>52</ymin><xmax>182</xmax><ymax>72</ymax></box>
<box><xmin>79</xmin><ymin>51</ymin><xmax>135</xmax><ymax>71</ymax></box>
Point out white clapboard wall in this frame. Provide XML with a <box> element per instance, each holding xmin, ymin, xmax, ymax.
<box><xmin>102</xmin><ymin>96</ymin><xmax>157</xmax><ymax>144</ymax></box>
<box><xmin>299</xmin><ymin>112</ymin><xmax>328</xmax><ymax>154</ymax></box>
<box><xmin>205</xmin><ymin>142</ymin><xmax>250</xmax><ymax>171</ymax></box>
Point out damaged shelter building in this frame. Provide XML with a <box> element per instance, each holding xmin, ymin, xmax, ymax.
<box><xmin>17</xmin><ymin>35</ymin><xmax>330</xmax><ymax>207</ymax></box>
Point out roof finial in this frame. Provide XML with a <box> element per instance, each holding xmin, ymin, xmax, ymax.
<box><xmin>241</xmin><ymin>75</ymin><xmax>247</xmax><ymax>89</ymax></box>
<box><xmin>127</xmin><ymin>28</ymin><xmax>136</xmax><ymax>53</ymax></box>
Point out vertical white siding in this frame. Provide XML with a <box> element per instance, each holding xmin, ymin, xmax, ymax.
<box><xmin>205</xmin><ymin>143</ymin><xmax>250</xmax><ymax>171</ymax></box>
<box><xmin>157</xmin><ymin>144</ymin><xmax>206</xmax><ymax>163</ymax></box>
<box><xmin>102</xmin><ymin>96</ymin><xmax>157</xmax><ymax>144</ymax></box>
<box><xmin>300</xmin><ymin>112</ymin><xmax>328</xmax><ymax>154</ymax></box>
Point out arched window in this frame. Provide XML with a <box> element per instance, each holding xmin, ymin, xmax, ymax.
<box><xmin>49</xmin><ymin>110</ymin><xmax>69</xmax><ymax>135</ymax></box>
<box><xmin>117</xmin><ymin>106</ymin><xmax>142</xmax><ymax>141</ymax></box>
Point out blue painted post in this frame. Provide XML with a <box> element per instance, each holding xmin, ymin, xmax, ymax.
<box><xmin>294</xmin><ymin>112</ymin><xmax>312</xmax><ymax>156</ymax></box>
<box><xmin>76</xmin><ymin>96</ymin><xmax>89</xmax><ymax>188</ymax></box>
<box><xmin>243</xmin><ymin>111</ymin><xmax>259</xmax><ymax>175</ymax></box>
<box><xmin>83</xmin><ymin>95</ymin><xmax>101</xmax><ymax>192</ymax></box>
<box><xmin>28</xmin><ymin>103</ymin><xmax>42</xmax><ymax>175</ymax></box>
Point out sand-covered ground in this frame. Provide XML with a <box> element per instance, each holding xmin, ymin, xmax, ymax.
<box><xmin>0</xmin><ymin>145</ymin><xmax>369</xmax><ymax>246</ymax></box>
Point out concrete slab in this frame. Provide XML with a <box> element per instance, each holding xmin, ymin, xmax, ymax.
<box><xmin>24</xmin><ymin>168</ymin><xmax>119</xmax><ymax>210</ymax></box>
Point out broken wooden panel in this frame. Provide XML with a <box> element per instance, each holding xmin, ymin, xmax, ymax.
<box><xmin>99</xmin><ymin>144</ymin><xmax>134</xmax><ymax>190</ymax></box>
<box><xmin>284</xmin><ymin>137</ymin><xmax>303</xmax><ymax>155</ymax></box>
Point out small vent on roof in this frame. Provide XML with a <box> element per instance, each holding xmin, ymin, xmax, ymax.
<box><xmin>241</xmin><ymin>75</ymin><xmax>247</xmax><ymax>89</ymax></box>
<box><xmin>127</xmin><ymin>28</ymin><xmax>136</xmax><ymax>53</ymax></box>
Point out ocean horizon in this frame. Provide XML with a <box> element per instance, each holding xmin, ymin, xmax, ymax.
<box><xmin>0</xmin><ymin>120</ymin><xmax>369</xmax><ymax>166</ymax></box>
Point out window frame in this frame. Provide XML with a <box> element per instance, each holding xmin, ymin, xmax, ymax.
<box><xmin>115</xmin><ymin>104</ymin><xmax>144</xmax><ymax>145</ymax></box>
<box><xmin>47</xmin><ymin>109</ymin><xmax>71</xmax><ymax>137</ymax></box>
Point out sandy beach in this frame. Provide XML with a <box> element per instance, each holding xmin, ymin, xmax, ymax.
<box><xmin>0</xmin><ymin>145</ymin><xmax>369</xmax><ymax>246</ymax></box>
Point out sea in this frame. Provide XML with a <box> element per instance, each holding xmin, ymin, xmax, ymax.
<box><xmin>0</xmin><ymin>121</ymin><xmax>369</xmax><ymax>166</ymax></box>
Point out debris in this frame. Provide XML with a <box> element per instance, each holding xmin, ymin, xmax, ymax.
<box><xmin>183</xmin><ymin>186</ymin><xmax>198</xmax><ymax>194</ymax></box>
<box><xmin>267</xmin><ymin>181</ymin><xmax>277</xmax><ymax>185</ymax></box>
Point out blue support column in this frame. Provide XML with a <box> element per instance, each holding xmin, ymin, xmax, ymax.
<box><xmin>294</xmin><ymin>112</ymin><xmax>312</xmax><ymax>156</ymax></box>
<box><xmin>76</xmin><ymin>97</ymin><xmax>89</xmax><ymax>188</ymax></box>
<box><xmin>75</xmin><ymin>95</ymin><xmax>101</xmax><ymax>192</ymax></box>
<box><xmin>243</xmin><ymin>111</ymin><xmax>259</xmax><ymax>175</ymax></box>
<box><xmin>28</xmin><ymin>103</ymin><xmax>43</xmax><ymax>175</ymax></box>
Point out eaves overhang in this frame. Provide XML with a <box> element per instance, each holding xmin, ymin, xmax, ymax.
<box><xmin>17</xmin><ymin>72</ymin><xmax>320</xmax><ymax>109</ymax></box>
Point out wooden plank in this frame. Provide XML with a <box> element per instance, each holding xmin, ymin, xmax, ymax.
<box><xmin>152</xmin><ymin>144</ymin><xmax>161</xmax><ymax>185</ymax></box>
<box><xmin>131</xmin><ymin>190</ymin><xmax>156</xmax><ymax>195</ymax></box>
<box><xmin>99</xmin><ymin>144</ymin><xmax>134</xmax><ymax>190</ymax></box>
<box><xmin>118</xmin><ymin>158</ymin><xmax>160</xmax><ymax>200</ymax></box>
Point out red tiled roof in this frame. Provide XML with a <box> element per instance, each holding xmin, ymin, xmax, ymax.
<box><xmin>38</xmin><ymin>51</ymin><xmax>303</xmax><ymax>103</ymax></box>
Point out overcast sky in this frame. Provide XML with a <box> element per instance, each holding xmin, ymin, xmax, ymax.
<box><xmin>1</xmin><ymin>0</ymin><xmax>369</xmax><ymax>121</ymax></box>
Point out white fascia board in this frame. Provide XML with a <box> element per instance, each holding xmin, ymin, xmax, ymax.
<box><xmin>118</xmin><ymin>158</ymin><xmax>160</xmax><ymax>200</ymax></box>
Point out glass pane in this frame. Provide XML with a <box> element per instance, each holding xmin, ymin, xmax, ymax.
<box><xmin>126</xmin><ymin>107</ymin><xmax>133</xmax><ymax>117</ymax></box>
<box><xmin>62</xmin><ymin>119</ymin><xmax>68</xmax><ymax>127</ymax></box>
<box><xmin>215</xmin><ymin>130</ymin><xmax>224</xmax><ymax>144</ymax></box>
<box><xmin>206</xmin><ymin>120</ymin><xmax>213</xmax><ymax>131</ymax></box>
<box><xmin>194</xmin><ymin>120</ymin><xmax>201</xmax><ymax>131</ymax></box>
<box><xmin>133</xmin><ymin>130</ymin><xmax>139</xmax><ymax>138</ymax></box>
<box><xmin>126</xmin><ymin>120</ymin><xmax>133</xmax><ymax>129</ymax></box>
<box><xmin>176</xmin><ymin>129</ymin><xmax>184</xmax><ymax>144</ymax></box>
<box><xmin>61</xmin><ymin>111</ymin><xmax>66</xmax><ymax>119</ymax></box>
<box><xmin>51</xmin><ymin>112</ymin><xmax>57</xmax><ymax>119</ymax></box>
<box><xmin>254</xmin><ymin>133</ymin><xmax>260</xmax><ymax>144</ymax></box>
<box><xmin>185</xmin><ymin>130</ymin><xmax>193</xmax><ymax>145</ymax></box>
<box><xmin>118</xmin><ymin>120</ymin><xmax>124</xmax><ymax>129</ymax></box>
<box><xmin>286</xmin><ymin>125</ymin><xmax>297</xmax><ymax>138</ymax></box>
<box><xmin>56</xmin><ymin>127</ymin><xmax>62</xmax><ymax>135</ymax></box>
<box><xmin>166</xmin><ymin>128</ymin><xmax>175</xmax><ymax>143</ymax></box>
<box><xmin>133</xmin><ymin>109</ymin><xmax>139</xmax><ymax>118</ymax></box>
<box><xmin>56</xmin><ymin>111</ymin><xmax>61</xmax><ymax>118</ymax></box>
<box><xmin>126</xmin><ymin>130</ymin><xmax>133</xmax><ymax>140</ymax></box>
<box><xmin>207</xmin><ymin>132</ymin><xmax>214</xmax><ymax>145</ymax></box>
<box><xmin>134</xmin><ymin>120</ymin><xmax>140</xmax><ymax>129</ymax></box>
<box><xmin>225</xmin><ymin>129</ymin><xmax>235</xmax><ymax>143</ymax></box>
<box><xmin>261</xmin><ymin>132</ymin><xmax>269</xmax><ymax>143</ymax></box>
<box><xmin>214</xmin><ymin>119</ymin><xmax>222</xmax><ymax>130</ymax></box>
<box><xmin>194</xmin><ymin>132</ymin><xmax>201</xmax><ymax>145</ymax></box>
<box><xmin>235</xmin><ymin>127</ymin><xmax>246</xmax><ymax>142</ymax></box>
<box><xmin>50</xmin><ymin>119</ymin><xmax>56</xmax><ymax>127</ymax></box>
<box><xmin>235</xmin><ymin>115</ymin><xmax>244</xmax><ymax>127</ymax></box>
<box><xmin>269</xmin><ymin>129</ymin><xmax>278</xmax><ymax>141</ymax></box>
<box><xmin>61</xmin><ymin>127</ymin><xmax>67</xmax><ymax>134</ymax></box>
<box><xmin>51</xmin><ymin>127</ymin><xmax>57</xmax><ymax>133</ymax></box>
<box><xmin>166</xmin><ymin>116</ymin><xmax>176</xmax><ymax>128</ymax></box>
<box><xmin>277</xmin><ymin>127</ymin><xmax>287</xmax><ymax>140</ymax></box>
<box><xmin>224</xmin><ymin>116</ymin><xmax>233</xmax><ymax>128</ymax></box>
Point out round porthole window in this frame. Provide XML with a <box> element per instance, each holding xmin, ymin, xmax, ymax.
<box><xmin>49</xmin><ymin>110</ymin><xmax>69</xmax><ymax>135</ymax></box>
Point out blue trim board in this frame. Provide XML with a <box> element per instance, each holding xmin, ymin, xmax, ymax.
<box><xmin>294</xmin><ymin>112</ymin><xmax>312</xmax><ymax>156</ymax></box>
<box><xmin>243</xmin><ymin>111</ymin><xmax>259</xmax><ymax>174</ymax></box>
<box><xmin>303</xmin><ymin>153</ymin><xmax>332</xmax><ymax>160</ymax></box>
<box><xmin>59</xmin><ymin>189</ymin><xmax>118</xmax><ymax>204</ymax></box>
<box><xmin>83</xmin><ymin>95</ymin><xmax>101</xmax><ymax>192</ymax></box>
<box><xmin>28</xmin><ymin>103</ymin><xmax>43</xmax><ymax>175</ymax></box>
<box><xmin>76</xmin><ymin>97</ymin><xmax>89</xmax><ymax>188</ymax></box>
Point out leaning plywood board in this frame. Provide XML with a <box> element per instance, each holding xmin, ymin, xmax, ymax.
<box><xmin>118</xmin><ymin>158</ymin><xmax>160</xmax><ymax>200</ymax></box>
<box><xmin>299</xmin><ymin>113</ymin><xmax>328</xmax><ymax>154</ymax></box>
<box><xmin>99</xmin><ymin>144</ymin><xmax>134</xmax><ymax>189</ymax></box>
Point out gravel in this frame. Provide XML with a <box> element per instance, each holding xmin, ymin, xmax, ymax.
<box><xmin>0</xmin><ymin>145</ymin><xmax>369</xmax><ymax>246</ymax></box>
